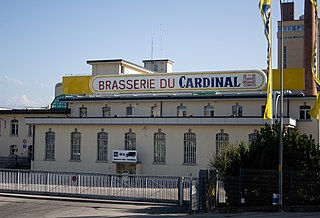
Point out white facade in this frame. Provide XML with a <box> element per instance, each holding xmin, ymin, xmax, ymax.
<box><xmin>24</xmin><ymin>59</ymin><xmax>319</xmax><ymax>177</ymax></box>
<box><xmin>0</xmin><ymin>109</ymin><xmax>68</xmax><ymax>158</ymax></box>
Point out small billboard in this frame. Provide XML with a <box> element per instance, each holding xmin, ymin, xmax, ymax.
<box><xmin>113</xmin><ymin>150</ymin><xmax>137</xmax><ymax>163</ymax></box>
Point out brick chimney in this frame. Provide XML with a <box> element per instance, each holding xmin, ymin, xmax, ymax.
<box><xmin>303</xmin><ymin>0</ymin><xmax>317</xmax><ymax>95</ymax></box>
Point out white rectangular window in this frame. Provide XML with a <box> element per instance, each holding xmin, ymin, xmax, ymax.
<box><xmin>300</xmin><ymin>105</ymin><xmax>311</xmax><ymax>120</ymax></box>
<box><xmin>11</xmin><ymin>119</ymin><xmax>19</xmax><ymax>135</ymax></box>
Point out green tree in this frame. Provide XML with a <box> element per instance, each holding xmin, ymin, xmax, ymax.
<box><xmin>209</xmin><ymin>124</ymin><xmax>320</xmax><ymax>206</ymax></box>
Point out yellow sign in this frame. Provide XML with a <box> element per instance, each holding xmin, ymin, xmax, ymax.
<box><xmin>263</xmin><ymin>68</ymin><xmax>305</xmax><ymax>91</ymax></box>
<box><xmin>62</xmin><ymin>68</ymin><xmax>305</xmax><ymax>95</ymax></box>
<box><xmin>62</xmin><ymin>76</ymin><xmax>92</xmax><ymax>95</ymax></box>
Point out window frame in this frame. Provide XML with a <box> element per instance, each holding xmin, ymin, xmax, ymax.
<box><xmin>70</xmin><ymin>130</ymin><xmax>81</xmax><ymax>161</ymax></box>
<box><xmin>45</xmin><ymin>129</ymin><xmax>55</xmax><ymax>160</ymax></box>
<box><xmin>177</xmin><ymin>103</ymin><xmax>187</xmax><ymax>117</ymax></box>
<box><xmin>151</xmin><ymin>104</ymin><xmax>160</xmax><ymax>117</ymax></box>
<box><xmin>216</xmin><ymin>130</ymin><xmax>229</xmax><ymax>156</ymax></box>
<box><xmin>154</xmin><ymin>129</ymin><xmax>166</xmax><ymax>163</ymax></box>
<box><xmin>204</xmin><ymin>103</ymin><xmax>214</xmax><ymax>117</ymax></box>
<box><xmin>183</xmin><ymin>129</ymin><xmax>196</xmax><ymax>164</ymax></box>
<box><xmin>126</xmin><ymin>104</ymin><xmax>135</xmax><ymax>117</ymax></box>
<box><xmin>79</xmin><ymin>105</ymin><xmax>87</xmax><ymax>118</ymax></box>
<box><xmin>97</xmin><ymin>131</ymin><xmax>108</xmax><ymax>161</ymax></box>
<box><xmin>10</xmin><ymin>119</ymin><xmax>19</xmax><ymax>135</ymax></box>
<box><xmin>125</xmin><ymin>129</ymin><xmax>136</xmax><ymax>150</ymax></box>
<box><xmin>300</xmin><ymin>105</ymin><xmax>311</xmax><ymax>120</ymax></box>
<box><xmin>232</xmin><ymin>103</ymin><xmax>243</xmax><ymax>117</ymax></box>
<box><xmin>102</xmin><ymin>106</ymin><xmax>111</xmax><ymax>117</ymax></box>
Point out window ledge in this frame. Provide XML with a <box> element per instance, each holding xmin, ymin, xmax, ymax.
<box><xmin>298</xmin><ymin>119</ymin><xmax>312</xmax><ymax>122</ymax></box>
<box><xmin>96</xmin><ymin>160</ymin><xmax>108</xmax><ymax>163</ymax></box>
<box><xmin>10</xmin><ymin>134</ymin><xmax>19</xmax><ymax>137</ymax></box>
<box><xmin>183</xmin><ymin>163</ymin><xmax>197</xmax><ymax>166</ymax></box>
<box><xmin>69</xmin><ymin>159</ymin><xmax>81</xmax><ymax>162</ymax></box>
<box><xmin>153</xmin><ymin>162</ymin><xmax>167</xmax><ymax>165</ymax></box>
<box><xmin>44</xmin><ymin>158</ymin><xmax>56</xmax><ymax>161</ymax></box>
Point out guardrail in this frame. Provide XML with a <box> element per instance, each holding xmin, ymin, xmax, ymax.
<box><xmin>0</xmin><ymin>169</ymin><xmax>193</xmax><ymax>206</ymax></box>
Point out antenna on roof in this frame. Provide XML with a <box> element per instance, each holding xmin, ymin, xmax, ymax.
<box><xmin>160</xmin><ymin>24</ymin><xmax>163</xmax><ymax>60</ymax></box>
<box><xmin>151</xmin><ymin>34</ymin><xmax>154</xmax><ymax>61</ymax></box>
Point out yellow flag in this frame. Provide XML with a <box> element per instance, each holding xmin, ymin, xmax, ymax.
<box><xmin>311</xmin><ymin>0</ymin><xmax>319</xmax><ymax>85</ymax></box>
<box><xmin>309</xmin><ymin>0</ymin><xmax>320</xmax><ymax>119</ymax></box>
<box><xmin>260</xmin><ymin>0</ymin><xmax>272</xmax><ymax>119</ymax></box>
<box><xmin>309</xmin><ymin>92</ymin><xmax>320</xmax><ymax>119</ymax></box>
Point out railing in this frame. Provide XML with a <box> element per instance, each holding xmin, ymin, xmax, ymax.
<box><xmin>216</xmin><ymin>169</ymin><xmax>320</xmax><ymax>211</ymax></box>
<box><xmin>0</xmin><ymin>169</ymin><xmax>193</xmax><ymax>206</ymax></box>
<box><xmin>0</xmin><ymin>156</ymin><xmax>31</xmax><ymax>169</ymax></box>
<box><xmin>0</xmin><ymin>156</ymin><xmax>16</xmax><ymax>169</ymax></box>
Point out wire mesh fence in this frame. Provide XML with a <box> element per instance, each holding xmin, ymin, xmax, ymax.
<box><xmin>216</xmin><ymin>169</ymin><xmax>320</xmax><ymax>210</ymax></box>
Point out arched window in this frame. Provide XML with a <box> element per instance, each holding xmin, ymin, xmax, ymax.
<box><xmin>45</xmin><ymin>129</ymin><xmax>55</xmax><ymax>160</ymax></box>
<box><xmin>71</xmin><ymin>129</ymin><xmax>81</xmax><ymax>160</ymax></box>
<box><xmin>102</xmin><ymin>105</ymin><xmax>111</xmax><ymax>117</ymax></box>
<box><xmin>216</xmin><ymin>129</ymin><xmax>229</xmax><ymax>155</ymax></box>
<box><xmin>97</xmin><ymin>130</ymin><xmax>108</xmax><ymax>161</ymax></box>
<box><xmin>125</xmin><ymin>129</ymin><xmax>136</xmax><ymax>150</ymax></box>
<box><xmin>177</xmin><ymin>103</ymin><xmax>187</xmax><ymax>117</ymax></box>
<box><xmin>10</xmin><ymin>119</ymin><xmax>19</xmax><ymax>135</ymax></box>
<box><xmin>204</xmin><ymin>103</ymin><xmax>214</xmax><ymax>117</ymax></box>
<box><xmin>184</xmin><ymin>129</ymin><xmax>196</xmax><ymax>164</ymax></box>
<box><xmin>154</xmin><ymin>129</ymin><xmax>166</xmax><ymax>163</ymax></box>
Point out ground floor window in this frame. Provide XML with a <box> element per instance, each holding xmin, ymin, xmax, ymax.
<box><xmin>184</xmin><ymin>129</ymin><xmax>196</xmax><ymax>164</ymax></box>
<box><xmin>71</xmin><ymin>129</ymin><xmax>81</xmax><ymax>161</ymax></box>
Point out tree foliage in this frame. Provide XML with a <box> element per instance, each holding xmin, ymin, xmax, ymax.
<box><xmin>209</xmin><ymin>124</ymin><xmax>320</xmax><ymax>206</ymax></box>
<box><xmin>210</xmin><ymin>124</ymin><xmax>320</xmax><ymax>177</ymax></box>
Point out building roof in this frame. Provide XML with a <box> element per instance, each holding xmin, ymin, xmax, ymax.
<box><xmin>60</xmin><ymin>92</ymin><xmax>308</xmax><ymax>103</ymax></box>
<box><xmin>86</xmin><ymin>59</ymin><xmax>154</xmax><ymax>74</ymax></box>
<box><xmin>142</xmin><ymin>59</ymin><xmax>174</xmax><ymax>64</ymax></box>
<box><xmin>0</xmin><ymin>108</ymin><xmax>70</xmax><ymax>115</ymax></box>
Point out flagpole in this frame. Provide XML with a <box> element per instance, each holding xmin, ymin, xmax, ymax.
<box><xmin>279</xmin><ymin>0</ymin><xmax>284</xmax><ymax>212</ymax></box>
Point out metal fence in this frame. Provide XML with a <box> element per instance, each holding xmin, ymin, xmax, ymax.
<box><xmin>0</xmin><ymin>156</ymin><xmax>31</xmax><ymax>169</ymax></box>
<box><xmin>0</xmin><ymin>169</ymin><xmax>194</xmax><ymax>206</ymax></box>
<box><xmin>216</xmin><ymin>169</ymin><xmax>320</xmax><ymax>210</ymax></box>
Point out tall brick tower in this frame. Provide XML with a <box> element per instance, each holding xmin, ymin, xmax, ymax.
<box><xmin>303</xmin><ymin>0</ymin><xmax>317</xmax><ymax>95</ymax></box>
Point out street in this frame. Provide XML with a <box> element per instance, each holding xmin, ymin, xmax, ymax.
<box><xmin>0</xmin><ymin>193</ymin><xmax>188</xmax><ymax>217</ymax></box>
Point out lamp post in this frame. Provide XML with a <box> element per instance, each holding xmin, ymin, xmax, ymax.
<box><xmin>279</xmin><ymin>0</ymin><xmax>284</xmax><ymax>212</ymax></box>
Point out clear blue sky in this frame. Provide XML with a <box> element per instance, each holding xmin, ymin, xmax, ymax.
<box><xmin>0</xmin><ymin>0</ymin><xmax>306</xmax><ymax>108</ymax></box>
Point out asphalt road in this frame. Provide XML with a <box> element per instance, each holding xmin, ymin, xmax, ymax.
<box><xmin>0</xmin><ymin>193</ymin><xmax>188</xmax><ymax>217</ymax></box>
<box><xmin>1</xmin><ymin>193</ymin><xmax>320</xmax><ymax>217</ymax></box>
